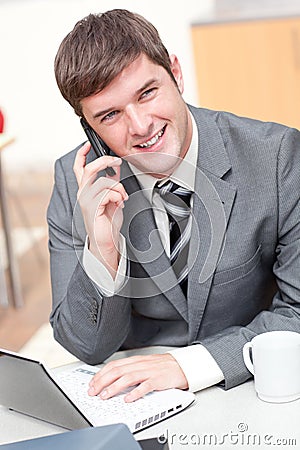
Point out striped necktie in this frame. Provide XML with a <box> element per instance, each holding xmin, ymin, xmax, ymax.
<box><xmin>156</xmin><ymin>181</ymin><xmax>193</xmax><ymax>296</ymax></box>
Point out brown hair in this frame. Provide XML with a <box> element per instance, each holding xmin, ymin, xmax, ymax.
<box><xmin>54</xmin><ymin>9</ymin><xmax>175</xmax><ymax>116</ymax></box>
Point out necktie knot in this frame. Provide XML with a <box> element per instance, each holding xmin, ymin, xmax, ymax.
<box><xmin>156</xmin><ymin>181</ymin><xmax>192</xmax><ymax>219</ymax></box>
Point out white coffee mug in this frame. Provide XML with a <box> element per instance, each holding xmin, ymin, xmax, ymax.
<box><xmin>243</xmin><ymin>331</ymin><xmax>300</xmax><ymax>403</ymax></box>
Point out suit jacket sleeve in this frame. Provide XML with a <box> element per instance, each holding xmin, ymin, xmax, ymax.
<box><xmin>200</xmin><ymin>127</ymin><xmax>300</xmax><ymax>389</ymax></box>
<box><xmin>47</xmin><ymin>156</ymin><xmax>131</xmax><ymax>364</ymax></box>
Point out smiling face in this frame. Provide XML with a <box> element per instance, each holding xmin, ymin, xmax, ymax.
<box><xmin>81</xmin><ymin>53</ymin><xmax>192</xmax><ymax>177</ymax></box>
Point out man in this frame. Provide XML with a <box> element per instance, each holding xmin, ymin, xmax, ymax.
<box><xmin>48</xmin><ymin>9</ymin><xmax>300</xmax><ymax>403</ymax></box>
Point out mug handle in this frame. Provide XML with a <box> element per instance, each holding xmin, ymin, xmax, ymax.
<box><xmin>243</xmin><ymin>342</ymin><xmax>254</xmax><ymax>374</ymax></box>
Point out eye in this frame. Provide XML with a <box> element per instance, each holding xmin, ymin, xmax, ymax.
<box><xmin>140</xmin><ymin>87</ymin><xmax>157</xmax><ymax>100</ymax></box>
<box><xmin>102</xmin><ymin>110</ymin><xmax>118</xmax><ymax>122</ymax></box>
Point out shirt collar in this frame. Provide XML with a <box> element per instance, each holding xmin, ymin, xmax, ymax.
<box><xmin>128</xmin><ymin>112</ymin><xmax>198</xmax><ymax>203</ymax></box>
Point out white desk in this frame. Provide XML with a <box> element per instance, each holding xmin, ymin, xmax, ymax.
<box><xmin>0</xmin><ymin>347</ymin><xmax>299</xmax><ymax>449</ymax></box>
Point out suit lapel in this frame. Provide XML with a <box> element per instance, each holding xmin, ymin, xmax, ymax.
<box><xmin>187</xmin><ymin>106</ymin><xmax>237</xmax><ymax>341</ymax></box>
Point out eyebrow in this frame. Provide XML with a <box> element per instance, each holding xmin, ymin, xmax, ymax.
<box><xmin>92</xmin><ymin>78</ymin><xmax>158</xmax><ymax>120</ymax></box>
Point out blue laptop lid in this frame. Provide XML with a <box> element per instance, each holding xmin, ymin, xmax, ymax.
<box><xmin>0</xmin><ymin>425</ymin><xmax>141</xmax><ymax>450</ymax></box>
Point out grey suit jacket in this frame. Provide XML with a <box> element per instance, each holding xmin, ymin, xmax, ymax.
<box><xmin>47</xmin><ymin>106</ymin><xmax>300</xmax><ymax>389</ymax></box>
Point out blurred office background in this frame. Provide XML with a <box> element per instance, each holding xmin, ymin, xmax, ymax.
<box><xmin>0</xmin><ymin>0</ymin><xmax>300</xmax><ymax>358</ymax></box>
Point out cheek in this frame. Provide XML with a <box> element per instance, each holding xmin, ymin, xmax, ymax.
<box><xmin>161</xmin><ymin>90</ymin><xmax>186</xmax><ymax>124</ymax></box>
<box><xmin>173</xmin><ymin>106</ymin><xmax>191</xmax><ymax>155</ymax></box>
<box><xmin>104</xmin><ymin>128</ymin><xmax>129</xmax><ymax>158</ymax></box>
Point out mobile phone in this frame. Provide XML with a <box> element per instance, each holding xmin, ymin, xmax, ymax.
<box><xmin>80</xmin><ymin>117</ymin><xmax>116</xmax><ymax>176</ymax></box>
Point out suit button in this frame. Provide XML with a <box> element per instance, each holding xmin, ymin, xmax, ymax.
<box><xmin>90</xmin><ymin>313</ymin><xmax>97</xmax><ymax>324</ymax></box>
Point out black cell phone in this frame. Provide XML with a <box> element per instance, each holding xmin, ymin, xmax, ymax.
<box><xmin>80</xmin><ymin>117</ymin><xmax>116</xmax><ymax>176</ymax></box>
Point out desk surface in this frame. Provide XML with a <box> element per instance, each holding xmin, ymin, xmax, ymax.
<box><xmin>0</xmin><ymin>347</ymin><xmax>299</xmax><ymax>449</ymax></box>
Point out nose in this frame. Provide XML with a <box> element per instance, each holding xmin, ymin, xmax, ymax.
<box><xmin>125</xmin><ymin>105</ymin><xmax>152</xmax><ymax>136</ymax></box>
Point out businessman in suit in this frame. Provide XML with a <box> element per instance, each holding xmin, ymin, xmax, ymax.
<box><xmin>48</xmin><ymin>9</ymin><xmax>300</xmax><ymax>402</ymax></box>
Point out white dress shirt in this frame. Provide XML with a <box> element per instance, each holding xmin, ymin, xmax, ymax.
<box><xmin>83</xmin><ymin>114</ymin><xmax>224</xmax><ymax>392</ymax></box>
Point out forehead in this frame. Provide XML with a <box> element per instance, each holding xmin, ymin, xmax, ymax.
<box><xmin>101</xmin><ymin>54</ymin><xmax>165</xmax><ymax>98</ymax></box>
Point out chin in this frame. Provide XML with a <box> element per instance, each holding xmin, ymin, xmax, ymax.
<box><xmin>125</xmin><ymin>152</ymin><xmax>182</xmax><ymax>176</ymax></box>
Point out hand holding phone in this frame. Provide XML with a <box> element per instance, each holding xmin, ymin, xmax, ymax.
<box><xmin>80</xmin><ymin>117</ymin><xmax>116</xmax><ymax>176</ymax></box>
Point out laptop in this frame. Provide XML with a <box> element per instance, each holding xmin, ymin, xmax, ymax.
<box><xmin>0</xmin><ymin>348</ymin><xmax>195</xmax><ymax>433</ymax></box>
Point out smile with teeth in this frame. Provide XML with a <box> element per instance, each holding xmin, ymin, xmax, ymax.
<box><xmin>137</xmin><ymin>126</ymin><xmax>166</xmax><ymax>148</ymax></box>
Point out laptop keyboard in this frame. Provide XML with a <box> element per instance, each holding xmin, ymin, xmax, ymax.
<box><xmin>54</xmin><ymin>364</ymin><xmax>184</xmax><ymax>431</ymax></box>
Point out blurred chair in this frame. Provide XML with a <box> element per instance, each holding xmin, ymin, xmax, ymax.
<box><xmin>0</xmin><ymin>133</ymin><xmax>23</xmax><ymax>308</ymax></box>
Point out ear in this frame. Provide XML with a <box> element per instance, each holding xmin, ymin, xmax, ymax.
<box><xmin>169</xmin><ymin>54</ymin><xmax>184</xmax><ymax>94</ymax></box>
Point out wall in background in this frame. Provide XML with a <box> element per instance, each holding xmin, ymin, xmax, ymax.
<box><xmin>215</xmin><ymin>0</ymin><xmax>300</xmax><ymax>18</ymax></box>
<box><xmin>0</xmin><ymin>0</ymin><xmax>214</xmax><ymax>172</ymax></box>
